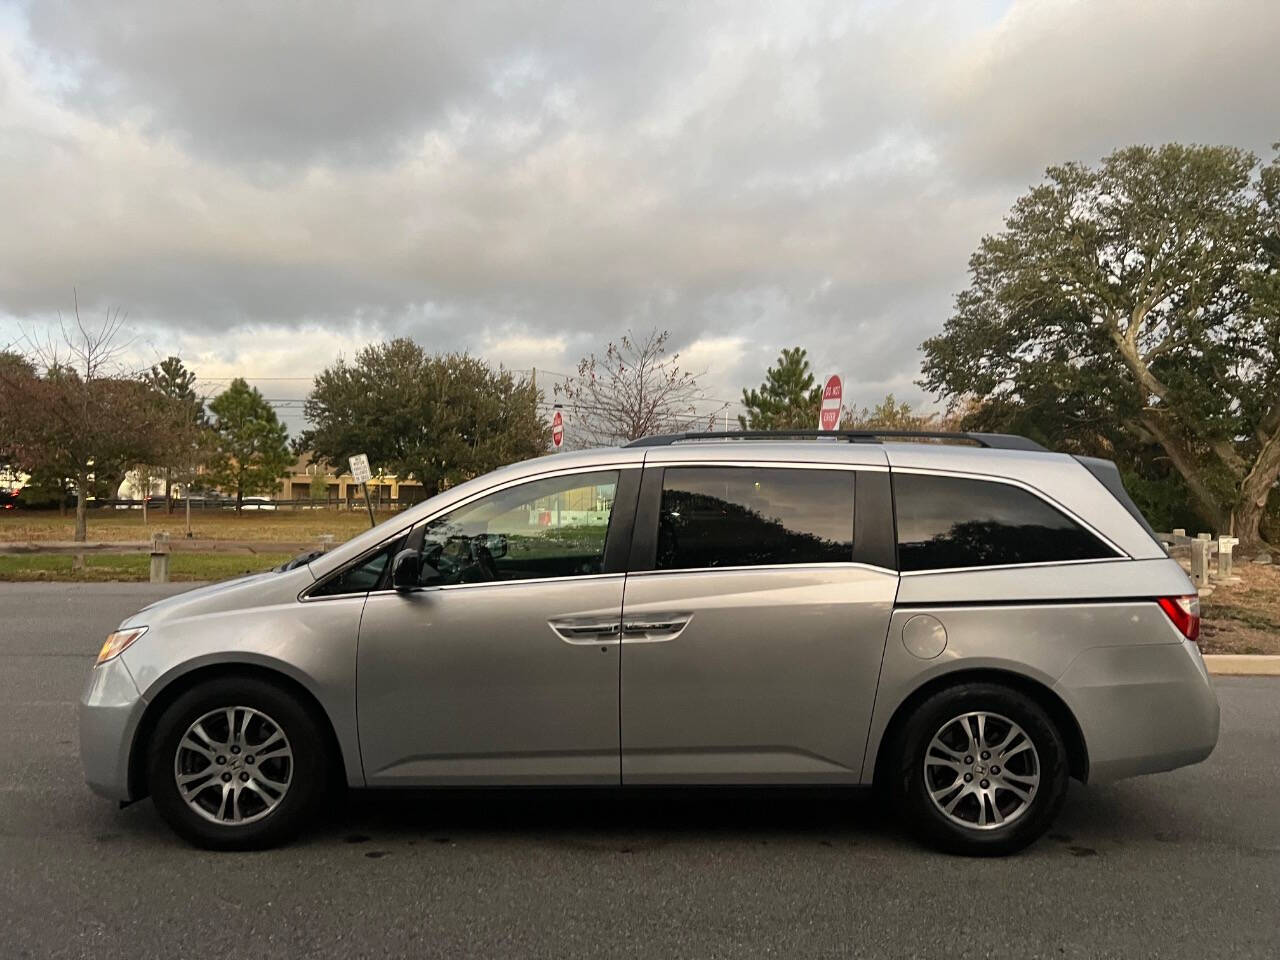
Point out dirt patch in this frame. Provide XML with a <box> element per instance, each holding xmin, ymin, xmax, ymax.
<box><xmin>1199</xmin><ymin>562</ymin><xmax>1280</xmax><ymax>655</ymax></box>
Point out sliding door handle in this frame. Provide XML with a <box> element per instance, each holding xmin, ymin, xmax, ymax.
<box><xmin>621</xmin><ymin>613</ymin><xmax>692</xmax><ymax>643</ymax></box>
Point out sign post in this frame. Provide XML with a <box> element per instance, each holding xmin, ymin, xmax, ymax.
<box><xmin>550</xmin><ymin>407</ymin><xmax>565</xmax><ymax>451</ymax></box>
<box><xmin>818</xmin><ymin>373</ymin><xmax>843</xmax><ymax>431</ymax></box>
<box><xmin>348</xmin><ymin>453</ymin><xmax>376</xmax><ymax>528</ymax></box>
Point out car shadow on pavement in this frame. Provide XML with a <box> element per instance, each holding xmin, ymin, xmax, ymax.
<box><xmin>314</xmin><ymin>785</ymin><xmax>904</xmax><ymax>850</ymax></box>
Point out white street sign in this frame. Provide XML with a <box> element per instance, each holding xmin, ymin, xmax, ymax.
<box><xmin>348</xmin><ymin>453</ymin><xmax>372</xmax><ymax>485</ymax></box>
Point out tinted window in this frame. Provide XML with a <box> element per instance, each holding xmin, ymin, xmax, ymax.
<box><xmin>657</xmin><ymin>467</ymin><xmax>854</xmax><ymax>570</ymax></box>
<box><xmin>310</xmin><ymin>541</ymin><xmax>398</xmax><ymax>597</ymax></box>
<box><xmin>418</xmin><ymin>471</ymin><xmax>618</xmax><ymax>585</ymax></box>
<box><xmin>893</xmin><ymin>473</ymin><xmax>1116</xmax><ymax>572</ymax></box>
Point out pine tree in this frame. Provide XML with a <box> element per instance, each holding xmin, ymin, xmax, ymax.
<box><xmin>144</xmin><ymin>356</ymin><xmax>208</xmax><ymax>511</ymax></box>
<box><xmin>738</xmin><ymin>347</ymin><xmax>821</xmax><ymax>430</ymax></box>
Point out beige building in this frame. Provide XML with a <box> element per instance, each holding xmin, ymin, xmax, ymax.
<box><xmin>278</xmin><ymin>454</ymin><xmax>425</xmax><ymax>506</ymax></box>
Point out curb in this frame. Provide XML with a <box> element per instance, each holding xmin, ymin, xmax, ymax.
<box><xmin>1203</xmin><ymin>654</ymin><xmax>1280</xmax><ymax>676</ymax></box>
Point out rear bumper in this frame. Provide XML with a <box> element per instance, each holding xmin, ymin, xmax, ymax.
<box><xmin>78</xmin><ymin>658</ymin><xmax>146</xmax><ymax>801</ymax></box>
<box><xmin>1054</xmin><ymin>639</ymin><xmax>1219</xmax><ymax>783</ymax></box>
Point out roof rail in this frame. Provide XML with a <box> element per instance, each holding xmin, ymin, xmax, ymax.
<box><xmin>624</xmin><ymin>429</ymin><xmax>1047</xmax><ymax>452</ymax></box>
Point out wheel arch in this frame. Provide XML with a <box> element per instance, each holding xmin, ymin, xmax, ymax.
<box><xmin>869</xmin><ymin>668</ymin><xmax>1090</xmax><ymax>788</ymax></box>
<box><xmin>127</xmin><ymin>662</ymin><xmax>348</xmax><ymax>801</ymax></box>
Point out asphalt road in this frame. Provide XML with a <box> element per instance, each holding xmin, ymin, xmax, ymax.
<box><xmin>2</xmin><ymin>581</ymin><xmax>1278</xmax><ymax>959</ymax></box>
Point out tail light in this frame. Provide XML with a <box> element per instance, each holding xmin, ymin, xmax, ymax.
<box><xmin>1157</xmin><ymin>595</ymin><xmax>1200</xmax><ymax>642</ymax></box>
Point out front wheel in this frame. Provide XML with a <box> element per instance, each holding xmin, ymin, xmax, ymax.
<box><xmin>146</xmin><ymin>677</ymin><xmax>328</xmax><ymax>849</ymax></box>
<box><xmin>893</xmin><ymin>683</ymin><xmax>1069</xmax><ymax>856</ymax></box>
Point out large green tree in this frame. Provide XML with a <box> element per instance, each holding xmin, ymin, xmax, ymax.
<box><xmin>0</xmin><ymin>351</ymin><xmax>36</xmax><ymax>478</ymax></box>
<box><xmin>300</xmin><ymin>339</ymin><xmax>548</xmax><ymax>496</ymax></box>
<box><xmin>922</xmin><ymin>143</ymin><xmax>1280</xmax><ymax>549</ymax></box>
<box><xmin>739</xmin><ymin>347</ymin><xmax>821</xmax><ymax>430</ymax></box>
<box><xmin>207</xmin><ymin>378</ymin><xmax>291</xmax><ymax>513</ymax></box>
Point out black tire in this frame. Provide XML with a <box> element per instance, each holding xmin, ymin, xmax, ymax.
<box><xmin>892</xmin><ymin>682</ymin><xmax>1069</xmax><ymax>856</ymax></box>
<box><xmin>146</xmin><ymin>676</ymin><xmax>329</xmax><ymax>850</ymax></box>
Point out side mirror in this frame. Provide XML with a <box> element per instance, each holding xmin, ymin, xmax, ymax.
<box><xmin>391</xmin><ymin>549</ymin><xmax>423</xmax><ymax>590</ymax></box>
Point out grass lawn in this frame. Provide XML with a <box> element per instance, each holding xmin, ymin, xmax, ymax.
<box><xmin>0</xmin><ymin>551</ymin><xmax>295</xmax><ymax>582</ymax></box>
<box><xmin>0</xmin><ymin>509</ymin><xmax>389</xmax><ymax>543</ymax></box>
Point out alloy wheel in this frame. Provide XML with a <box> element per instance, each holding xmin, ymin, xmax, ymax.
<box><xmin>923</xmin><ymin>711</ymin><xmax>1040</xmax><ymax>830</ymax></box>
<box><xmin>173</xmin><ymin>706</ymin><xmax>294</xmax><ymax>825</ymax></box>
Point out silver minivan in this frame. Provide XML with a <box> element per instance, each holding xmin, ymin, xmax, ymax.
<box><xmin>80</xmin><ymin>431</ymin><xmax>1219</xmax><ymax>855</ymax></box>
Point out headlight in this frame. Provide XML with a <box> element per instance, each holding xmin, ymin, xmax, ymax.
<box><xmin>97</xmin><ymin>627</ymin><xmax>147</xmax><ymax>665</ymax></box>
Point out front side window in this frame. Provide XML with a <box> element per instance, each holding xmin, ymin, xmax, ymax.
<box><xmin>893</xmin><ymin>473</ymin><xmax>1118</xmax><ymax>572</ymax></box>
<box><xmin>656</xmin><ymin>466</ymin><xmax>854</xmax><ymax>570</ymax></box>
<box><xmin>417</xmin><ymin>471</ymin><xmax>619</xmax><ymax>586</ymax></box>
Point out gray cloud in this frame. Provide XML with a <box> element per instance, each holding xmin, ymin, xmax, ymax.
<box><xmin>3</xmin><ymin>0</ymin><xmax>1278</xmax><ymax>422</ymax></box>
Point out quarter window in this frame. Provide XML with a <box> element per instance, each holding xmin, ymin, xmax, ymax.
<box><xmin>417</xmin><ymin>471</ymin><xmax>619</xmax><ymax>585</ymax></box>
<box><xmin>893</xmin><ymin>473</ymin><xmax>1117</xmax><ymax>572</ymax></box>
<box><xmin>309</xmin><ymin>540</ymin><xmax>399</xmax><ymax>597</ymax></box>
<box><xmin>656</xmin><ymin>466</ymin><xmax>854</xmax><ymax>570</ymax></box>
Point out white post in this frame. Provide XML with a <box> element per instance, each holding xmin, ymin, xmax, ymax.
<box><xmin>1217</xmin><ymin>536</ymin><xmax>1240</xmax><ymax>581</ymax></box>
<box><xmin>1190</xmin><ymin>539</ymin><xmax>1211</xmax><ymax>592</ymax></box>
<box><xmin>149</xmin><ymin>531</ymin><xmax>170</xmax><ymax>584</ymax></box>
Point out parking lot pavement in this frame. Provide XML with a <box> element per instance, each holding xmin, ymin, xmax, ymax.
<box><xmin>1</xmin><ymin>582</ymin><xmax>1277</xmax><ymax>959</ymax></box>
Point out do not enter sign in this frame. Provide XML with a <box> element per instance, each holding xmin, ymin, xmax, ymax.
<box><xmin>550</xmin><ymin>409</ymin><xmax>565</xmax><ymax>449</ymax></box>
<box><xmin>819</xmin><ymin>374</ymin><xmax>843</xmax><ymax>431</ymax></box>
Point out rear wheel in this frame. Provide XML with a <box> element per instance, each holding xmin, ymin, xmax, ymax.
<box><xmin>893</xmin><ymin>682</ymin><xmax>1069</xmax><ymax>856</ymax></box>
<box><xmin>146</xmin><ymin>677</ymin><xmax>328</xmax><ymax>849</ymax></box>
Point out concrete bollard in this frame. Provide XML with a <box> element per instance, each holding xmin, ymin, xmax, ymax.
<box><xmin>149</xmin><ymin>532</ymin><xmax>170</xmax><ymax>584</ymax></box>
<box><xmin>1196</xmin><ymin>532</ymin><xmax>1212</xmax><ymax>541</ymax></box>
<box><xmin>1217</xmin><ymin>536</ymin><xmax>1240</xmax><ymax>581</ymax></box>
<box><xmin>1190</xmin><ymin>538</ymin><xmax>1212</xmax><ymax>592</ymax></box>
<box><xmin>318</xmin><ymin>534</ymin><xmax>336</xmax><ymax>553</ymax></box>
<box><xmin>1172</xmin><ymin>528</ymin><xmax>1186</xmax><ymax>538</ymax></box>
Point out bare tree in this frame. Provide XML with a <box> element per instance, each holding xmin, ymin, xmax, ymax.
<box><xmin>554</xmin><ymin>329</ymin><xmax>727</xmax><ymax>447</ymax></box>
<box><xmin>0</xmin><ymin>294</ymin><xmax>170</xmax><ymax>542</ymax></box>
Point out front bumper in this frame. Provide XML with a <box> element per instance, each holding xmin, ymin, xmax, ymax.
<box><xmin>1054</xmin><ymin>639</ymin><xmax>1219</xmax><ymax>783</ymax></box>
<box><xmin>79</xmin><ymin>657</ymin><xmax>147</xmax><ymax>801</ymax></box>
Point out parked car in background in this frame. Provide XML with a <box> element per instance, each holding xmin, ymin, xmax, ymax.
<box><xmin>79</xmin><ymin>430</ymin><xmax>1218</xmax><ymax>855</ymax></box>
<box><xmin>235</xmin><ymin>497</ymin><xmax>278</xmax><ymax>511</ymax></box>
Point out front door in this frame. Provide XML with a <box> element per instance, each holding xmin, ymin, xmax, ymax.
<box><xmin>357</xmin><ymin>467</ymin><xmax>637</xmax><ymax>786</ymax></box>
<box><xmin>620</xmin><ymin>462</ymin><xmax>898</xmax><ymax>783</ymax></box>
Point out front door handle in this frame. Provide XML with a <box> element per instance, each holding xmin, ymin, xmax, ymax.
<box><xmin>548</xmin><ymin>618</ymin><xmax>622</xmax><ymax>645</ymax></box>
<box><xmin>620</xmin><ymin>613</ymin><xmax>693</xmax><ymax>643</ymax></box>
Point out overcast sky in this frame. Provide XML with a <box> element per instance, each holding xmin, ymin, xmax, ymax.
<box><xmin>2</xmin><ymin>0</ymin><xmax>1277</xmax><ymax>434</ymax></box>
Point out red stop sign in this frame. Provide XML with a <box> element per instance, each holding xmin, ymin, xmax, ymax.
<box><xmin>551</xmin><ymin>409</ymin><xmax>565</xmax><ymax>448</ymax></box>
<box><xmin>819</xmin><ymin>374</ymin><xmax>843</xmax><ymax>431</ymax></box>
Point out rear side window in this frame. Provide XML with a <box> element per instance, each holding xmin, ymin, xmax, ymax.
<box><xmin>893</xmin><ymin>473</ymin><xmax>1117</xmax><ymax>572</ymax></box>
<box><xmin>657</xmin><ymin>466</ymin><xmax>854</xmax><ymax>570</ymax></box>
